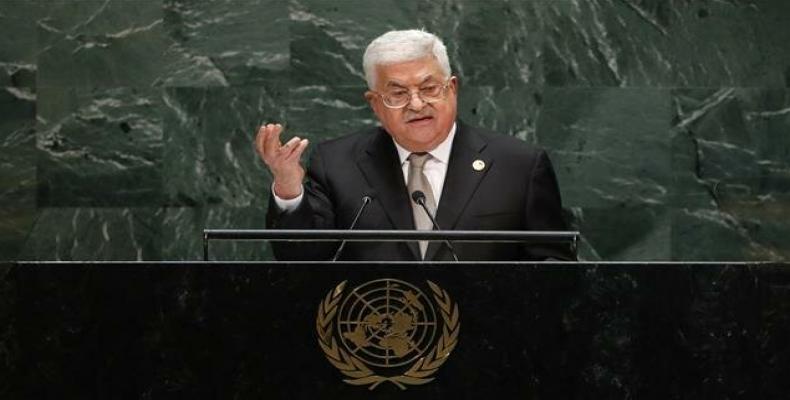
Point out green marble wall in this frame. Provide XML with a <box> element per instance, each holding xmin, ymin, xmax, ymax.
<box><xmin>1</xmin><ymin>0</ymin><xmax>788</xmax><ymax>261</ymax></box>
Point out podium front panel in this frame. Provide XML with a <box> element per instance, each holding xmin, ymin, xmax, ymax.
<box><xmin>3</xmin><ymin>262</ymin><xmax>789</xmax><ymax>399</ymax></box>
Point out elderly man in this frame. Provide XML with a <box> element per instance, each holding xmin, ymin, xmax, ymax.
<box><xmin>256</xmin><ymin>29</ymin><xmax>573</xmax><ymax>261</ymax></box>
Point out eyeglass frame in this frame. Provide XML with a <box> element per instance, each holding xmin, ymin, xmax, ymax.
<box><xmin>369</xmin><ymin>76</ymin><xmax>455</xmax><ymax>109</ymax></box>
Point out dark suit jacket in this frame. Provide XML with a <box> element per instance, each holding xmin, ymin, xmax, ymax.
<box><xmin>266</xmin><ymin>121</ymin><xmax>574</xmax><ymax>261</ymax></box>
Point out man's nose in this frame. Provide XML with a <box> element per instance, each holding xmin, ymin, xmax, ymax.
<box><xmin>406</xmin><ymin>91</ymin><xmax>426</xmax><ymax>111</ymax></box>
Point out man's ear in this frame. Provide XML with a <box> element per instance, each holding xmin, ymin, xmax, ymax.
<box><xmin>364</xmin><ymin>91</ymin><xmax>382</xmax><ymax>115</ymax></box>
<box><xmin>449</xmin><ymin>76</ymin><xmax>458</xmax><ymax>92</ymax></box>
<box><xmin>364</xmin><ymin>90</ymin><xmax>376</xmax><ymax>105</ymax></box>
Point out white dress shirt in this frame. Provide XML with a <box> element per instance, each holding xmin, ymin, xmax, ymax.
<box><xmin>392</xmin><ymin>122</ymin><xmax>456</xmax><ymax>205</ymax></box>
<box><xmin>273</xmin><ymin>122</ymin><xmax>457</xmax><ymax>212</ymax></box>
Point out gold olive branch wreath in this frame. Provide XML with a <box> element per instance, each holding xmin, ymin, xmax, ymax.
<box><xmin>316</xmin><ymin>280</ymin><xmax>460</xmax><ymax>390</ymax></box>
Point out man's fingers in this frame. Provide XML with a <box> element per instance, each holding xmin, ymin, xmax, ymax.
<box><xmin>286</xmin><ymin>138</ymin><xmax>309</xmax><ymax>161</ymax></box>
<box><xmin>282</xmin><ymin>136</ymin><xmax>302</xmax><ymax>152</ymax></box>
<box><xmin>280</xmin><ymin>136</ymin><xmax>304</xmax><ymax>158</ymax></box>
<box><xmin>261</xmin><ymin>123</ymin><xmax>283</xmax><ymax>156</ymax></box>
<box><xmin>258</xmin><ymin>124</ymin><xmax>273</xmax><ymax>155</ymax></box>
<box><xmin>254</xmin><ymin>123</ymin><xmax>308</xmax><ymax>170</ymax></box>
<box><xmin>255</xmin><ymin>125</ymin><xmax>268</xmax><ymax>156</ymax></box>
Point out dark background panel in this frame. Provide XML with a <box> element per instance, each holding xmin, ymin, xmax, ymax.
<box><xmin>0</xmin><ymin>0</ymin><xmax>788</xmax><ymax>260</ymax></box>
<box><xmin>0</xmin><ymin>87</ymin><xmax>36</xmax><ymax>261</ymax></box>
<box><xmin>36</xmin><ymin>0</ymin><xmax>173</xmax><ymax>88</ymax></box>
<box><xmin>36</xmin><ymin>87</ymin><xmax>164</xmax><ymax>207</ymax></box>
<box><xmin>161</xmin><ymin>0</ymin><xmax>289</xmax><ymax>86</ymax></box>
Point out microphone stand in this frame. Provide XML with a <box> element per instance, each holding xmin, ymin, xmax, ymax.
<box><xmin>331</xmin><ymin>195</ymin><xmax>373</xmax><ymax>261</ymax></box>
<box><xmin>411</xmin><ymin>191</ymin><xmax>460</xmax><ymax>262</ymax></box>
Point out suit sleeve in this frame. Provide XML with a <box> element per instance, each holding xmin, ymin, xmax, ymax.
<box><xmin>265</xmin><ymin>145</ymin><xmax>339</xmax><ymax>260</ymax></box>
<box><xmin>523</xmin><ymin>150</ymin><xmax>576</xmax><ymax>261</ymax></box>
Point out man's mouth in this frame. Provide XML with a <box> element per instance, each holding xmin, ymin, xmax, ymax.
<box><xmin>406</xmin><ymin>116</ymin><xmax>434</xmax><ymax>124</ymax></box>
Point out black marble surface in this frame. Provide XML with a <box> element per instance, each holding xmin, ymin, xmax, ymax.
<box><xmin>1</xmin><ymin>0</ymin><xmax>790</xmax><ymax>261</ymax></box>
<box><xmin>2</xmin><ymin>261</ymin><xmax>789</xmax><ymax>399</ymax></box>
<box><xmin>36</xmin><ymin>87</ymin><xmax>163</xmax><ymax>207</ymax></box>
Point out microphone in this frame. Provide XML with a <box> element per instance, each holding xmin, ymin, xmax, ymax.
<box><xmin>410</xmin><ymin>190</ymin><xmax>460</xmax><ymax>262</ymax></box>
<box><xmin>331</xmin><ymin>194</ymin><xmax>374</xmax><ymax>261</ymax></box>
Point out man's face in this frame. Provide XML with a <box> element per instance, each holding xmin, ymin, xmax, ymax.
<box><xmin>365</xmin><ymin>57</ymin><xmax>458</xmax><ymax>152</ymax></box>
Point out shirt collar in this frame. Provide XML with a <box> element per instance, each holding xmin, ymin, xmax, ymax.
<box><xmin>393</xmin><ymin>122</ymin><xmax>457</xmax><ymax>166</ymax></box>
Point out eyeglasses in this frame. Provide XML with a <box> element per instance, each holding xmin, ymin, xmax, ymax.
<box><xmin>372</xmin><ymin>78</ymin><xmax>453</xmax><ymax>109</ymax></box>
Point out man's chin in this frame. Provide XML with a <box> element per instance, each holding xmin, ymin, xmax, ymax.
<box><xmin>400</xmin><ymin>132</ymin><xmax>442</xmax><ymax>152</ymax></box>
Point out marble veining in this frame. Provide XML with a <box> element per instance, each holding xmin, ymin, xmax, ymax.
<box><xmin>0</xmin><ymin>0</ymin><xmax>788</xmax><ymax>261</ymax></box>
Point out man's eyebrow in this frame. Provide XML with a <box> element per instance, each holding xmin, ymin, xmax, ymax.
<box><xmin>385</xmin><ymin>81</ymin><xmax>408</xmax><ymax>89</ymax></box>
<box><xmin>419</xmin><ymin>75</ymin><xmax>437</xmax><ymax>84</ymax></box>
<box><xmin>384</xmin><ymin>75</ymin><xmax>439</xmax><ymax>88</ymax></box>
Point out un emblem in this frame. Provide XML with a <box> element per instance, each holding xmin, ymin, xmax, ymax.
<box><xmin>316</xmin><ymin>279</ymin><xmax>460</xmax><ymax>390</ymax></box>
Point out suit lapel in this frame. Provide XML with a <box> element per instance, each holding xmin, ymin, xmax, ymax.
<box><xmin>425</xmin><ymin>122</ymin><xmax>491</xmax><ymax>261</ymax></box>
<box><xmin>356</xmin><ymin>128</ymin><xmax>421</xmax><ymax>260</ymax></box>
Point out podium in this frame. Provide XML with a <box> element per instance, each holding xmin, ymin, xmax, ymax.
<box><xmin>4</xmin><ymin>259</ymin><xmax>790</xmax><ymax>399</ymax></box>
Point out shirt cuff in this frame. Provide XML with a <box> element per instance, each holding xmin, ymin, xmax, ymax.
<box><xmin>271</xmin><ymin>184</ymin><xmax>304</xmax><ymax>213</ymax></box>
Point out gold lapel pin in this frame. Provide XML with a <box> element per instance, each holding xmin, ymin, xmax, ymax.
<box><xmin>472</xmin><ymin>159</ymin><xmax>485</xmax><ymax>171</ymax></box>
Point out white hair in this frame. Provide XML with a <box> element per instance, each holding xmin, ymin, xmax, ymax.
<box><xmin>362</xmin><ymin>29</ymin><xmax>452</xmax><ymax>89</ymax></box>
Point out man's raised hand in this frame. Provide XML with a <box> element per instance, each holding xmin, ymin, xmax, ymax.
<box><xmin>255</xmin><ymin>123</ymin><xmax>309</xmax><ymax>199</ymax></box>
